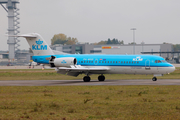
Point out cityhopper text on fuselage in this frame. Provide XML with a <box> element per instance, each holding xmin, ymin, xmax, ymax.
<box><xmin>14</xmin><ymin>33</ymin><xmax>175</xmax><ymax>82</ymax></box>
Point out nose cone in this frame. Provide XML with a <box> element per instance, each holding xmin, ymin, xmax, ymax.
<box><xmin>168</xmin><ymin>64</ymin><xmax>175</xmax><ymax>73</ymax></box>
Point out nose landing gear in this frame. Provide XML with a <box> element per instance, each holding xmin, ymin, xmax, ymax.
<box><xmin>152</xmin><ymin>77</ymin><xmax>157</xmax><ymax>81</ymax></box>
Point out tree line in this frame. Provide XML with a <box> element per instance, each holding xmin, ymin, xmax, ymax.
<box><xmin>51</xmin><ymin>33</ymin><xmax>180</xmax><ymax>51</ymax></box>
<box><xmin>51</xmin><ymin>33</ymin><xmax>78</xmax><ymax>45</ymax></box>
<box><xmin>51</xmin><ymin>33</ymin><xmax>124</xmax><ymax>45</ymax></box>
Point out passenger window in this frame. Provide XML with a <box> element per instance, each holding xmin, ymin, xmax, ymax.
<box><xmin>134</xmin><ymin>61</ymin><xmax>136</xmax><ymax>63</ymax></box>
<box><xmin>81</xmin><ymin>61</ymin><xmax>83</xmax><ymax>63</ymax></box>
<box><xmin>102</xmin><ymin>61</ymin><xmax>104</xmax><ymax>63</ymax></box>
<box><xmin>99</xmin><ymin>61</ymin><xmax>101</xmax><ymax>63</ymax></box>
<box><xmin>110</xmin><ymin>61</ymin><xmax>112</xmax><ymax>63</ymax></box>
<box><xmin>108</xmin><ymin>61</ymin><xmax>109</xmax><ymax>63</ymax></box>
<box><xmin>95</xmin><ymin>61</ymin><xmax>97</xmax><ymax>63</ymax></box>
<box><xmin>121</xmin><ymin>61</ymin><xmax>123</xmax><ymax>63</ymax></box>
<box><xmin>126</xmin><ymin>61</ymin><xmax>128</xmax><ymax>63</ymax></box>
<box><xmin>132</xmin><ymin>61</ymin><xmax>133</xmax><ymax>63</ymax></box>
<box><xmin>137</xmin><ymin>61</ymin><xmax>139</xmax><ymax>63</ymax></box>
<box><xmin>105</xmin><ymin>61</ymin><xmax>106</xmax><ymax>63</ymax></box>
<box><xmin>129</xmin><ymin>61</ymin><xmax>131</xmax><ymax>63</ymax></box>
<box><xmin>113</xmin><ymin>61</ymin><xmax>115</xmax><ymax>63</ymax></box>
<box><xmin>84</xmin><ymin>61</ymin><xmax>86</xmax><ymax>63</ymax></box>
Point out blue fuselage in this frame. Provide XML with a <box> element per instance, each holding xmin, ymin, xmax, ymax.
<box><xmin>32</xmin><ymin>54</ymin><xmax>173</xmax><ymax>67</ymax></box>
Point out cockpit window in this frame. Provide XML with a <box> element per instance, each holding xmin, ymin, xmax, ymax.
<box><xmin>161</xmin><ymin>60</ymin><xmax>167</xmax><ymax>63</ymax></box>
<box><xmin>155</xmin><ymin>60</ymin><xmax>162</xmax><ymax>63</ymax></box>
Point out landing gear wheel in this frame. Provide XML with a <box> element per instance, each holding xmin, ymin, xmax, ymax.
<box><xmin>152</xmin><ymin>77</ymin><xmax>157</xmax><ymax>81</ymax></box>
<box><xmin>98</xmin><ymin>75</ymin><xmax>105</xmax><ymax>81</ymax></box>
<box><xmin>83</xmin><ymin>76</ymin><xmax>91</xmax><ymax>82</ymax></box>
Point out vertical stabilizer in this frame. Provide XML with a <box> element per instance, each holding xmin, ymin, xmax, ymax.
<box><xmin>15</xmin><ymin>33</ymin><xmax>54</xmax><ymax>56</ymax></box>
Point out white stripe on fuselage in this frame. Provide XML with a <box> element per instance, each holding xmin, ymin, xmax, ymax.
<box><xmin>81</xmin><ymin>66</ymin><xmax>175</xmax><ymax>75</ymax></box>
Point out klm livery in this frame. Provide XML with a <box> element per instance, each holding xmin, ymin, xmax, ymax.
<box><xmin>32</xmin><ymin>39</ymin><xmax>47</xmax><ymax>50</ymax></box>
<box><xmin>15</xmin><ymin>33</ymin><xmax>175</xmax><ymax>82</ymax></box>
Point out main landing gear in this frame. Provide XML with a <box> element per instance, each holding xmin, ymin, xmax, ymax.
<box><xmin>152</xmin><ymin>77</ymin><xmax>157</xmax><ymax>81</ymax></box>
<box><xmin>98</xmin><ymin>75</ymin><xmax>105</xmax><ymax>81</ymax></box>
<box><xmin>83</xmin><ymin>75</ymin><xmax>105</xmax><ymax>82</ymax></box>
<box><xmin>83</xmin><ymin>76</ymin><xmax>91</xmax><ymax>82</ymax></box>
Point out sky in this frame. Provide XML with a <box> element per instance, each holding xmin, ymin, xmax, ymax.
<box><xmin>0</xmin><ymin>0</ymin><xmax>180</xmax><ymax>51</ymax></box>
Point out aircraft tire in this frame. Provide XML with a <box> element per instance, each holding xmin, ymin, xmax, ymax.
<box><xmin>83</xmin><ymin>76</ymin><xmax>91</xmax><ymax>82</ymax></box>
<box><xmin>152</xmin><ymin>77</ymin><xmax>157</xmax><ymax>81</ymax></box>
<box><xmin>98</xmin><ymin>75</ymin><xmax>105</xmax><ymax>81</ymax></box>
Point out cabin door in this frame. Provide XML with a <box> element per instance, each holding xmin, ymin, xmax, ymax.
<box><xmin>94</xmin><ymin>59</ymin><xmax>98</xmax><ymax>65</ymax></box>
<box><xmin>145</xmin><ymin>60</ymin><xmax>151</xmax><ymax>70</ymax></box>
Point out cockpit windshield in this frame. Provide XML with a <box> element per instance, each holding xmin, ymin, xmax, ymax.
<box><xmin>155</xmin><ymin>60</ymin><xmax>161</xmax><ymax>63</ymax></box>
<box><xmin>155</xmin><ymin>60</ymin><xmax>167</xmax><ymax>63</ymax></box>
<box><xmin>161</xmin><ymin>60</ymin><xmax>167</xmax><ymax>63</ymax></box>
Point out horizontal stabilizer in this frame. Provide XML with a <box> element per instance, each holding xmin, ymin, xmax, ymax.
<box><xmin>9</xmin><ymin>34</ymin><xmax>37</xmax><ymax>38</ymax></box>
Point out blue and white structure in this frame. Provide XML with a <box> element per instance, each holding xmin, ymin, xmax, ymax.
<box><xmin>15</xmin><ymin>33</ymin><xmax>175</xmax><ymax>82</ymax></box>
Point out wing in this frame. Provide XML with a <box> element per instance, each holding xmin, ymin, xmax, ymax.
<box><xmin>56</xmin><ymin>65</ymin><xmax>109</xmax><ymax>77</ymax></box>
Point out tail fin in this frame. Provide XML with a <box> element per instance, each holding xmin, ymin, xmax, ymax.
<box><xmin>13</xmin><ymin>33</ymin><xmax>54</xmax><ymax>56</ymax></box>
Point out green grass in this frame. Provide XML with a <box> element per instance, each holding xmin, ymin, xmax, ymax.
<box><xmin>0</xmin><ymin>68</ymin><xmax>179</xmax><ymax>119</ymax></box>
<box><xmin>0</xmin><ymin>67</ymin><xmax>179</xmax><ymax>80</ymax></box>
<box><xmin>0</xmin><ymin>86</ymin><xmax>180</xmax><ymax>119</ymax></box>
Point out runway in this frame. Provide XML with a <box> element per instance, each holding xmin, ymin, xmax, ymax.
<box><xmin>0</xmin><ymin>79</ymin><xmax>179</xmax><ymax>86</ymax></box>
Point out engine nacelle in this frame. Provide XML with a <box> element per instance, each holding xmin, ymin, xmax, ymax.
<box><xmin>53</xmin><ymin>57</ymin><xmax>77</xmax><ymax>67</ymax></box>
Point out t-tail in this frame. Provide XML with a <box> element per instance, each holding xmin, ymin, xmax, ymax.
<box><xmin>12</xmin><ymin>33</ymin><xmax>54</xmax><ymax>56</ymax></box>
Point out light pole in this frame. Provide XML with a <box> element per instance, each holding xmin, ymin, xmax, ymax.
<box><xmin>131</xmin><ymin>28</ymin><xmax>136</xmax><ymax>54</ymax></box>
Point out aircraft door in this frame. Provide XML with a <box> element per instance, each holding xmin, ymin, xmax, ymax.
<box><xmin>145</xmin><ymin>60</ymin><xmax>151</xmax><ymax>70</ymax></box>
<box><xmin>94</xmin><ymin>59</ymin><xmax>98</xmax><ymax>65</ymax></box>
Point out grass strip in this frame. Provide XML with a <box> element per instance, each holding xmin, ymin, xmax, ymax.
<box><xmin>0</xmin><ymin>86</ymin><xmax>180</xmax><ymax>119</ymax></box>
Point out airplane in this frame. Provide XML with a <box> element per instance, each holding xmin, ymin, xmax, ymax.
<box><xmin>12</xmin><ymin>33</ymin><xmax>175</xmax><ymax>82</ymax></box>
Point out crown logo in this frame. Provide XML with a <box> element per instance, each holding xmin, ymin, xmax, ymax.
<box><xmin>61</xmin><ymin>60</ymin><xmax>67</xmax><ymax>64</ymax></box>
<box><xmin>36</xmin><ymin>39</ymin><xmax>43</xmax><ymax>45</ymax></box>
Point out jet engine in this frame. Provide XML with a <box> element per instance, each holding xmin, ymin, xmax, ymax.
<box><xmin>49</xmin><ymin>56</ymin><xmax>77</xmax><ymax>67</ymax></box>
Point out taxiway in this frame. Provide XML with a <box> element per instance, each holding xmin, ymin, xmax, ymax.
<box><xmin>0</xmin><ymin>79</ymin><xmax>179</xmax><ymax>86</ymax></box>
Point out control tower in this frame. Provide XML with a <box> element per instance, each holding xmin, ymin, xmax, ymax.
<box><xmin>0</xmin><ymin>0</ymin><xmax>20</xmax><ymax>60</ymax></box>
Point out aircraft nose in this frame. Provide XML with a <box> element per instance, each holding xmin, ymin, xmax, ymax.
<box><xmin>168</xmin><ymin>65</ymin><xmax>175</xmax><ymax>73</ymax></box>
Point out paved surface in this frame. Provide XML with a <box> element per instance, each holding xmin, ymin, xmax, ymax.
<box><xmin>0</xmin><ymin>79</ymin><xmax>179</xmax><ymax>86</ymax></box>
<box><xmin>0</xmin><ymin>66</ymin><xmax>42</xmax><ymax>69</ymax></box>
<box><xmin>0</xmin><ymin>64</ymin><xmax>179</xmax><ymax>86</ymax></box>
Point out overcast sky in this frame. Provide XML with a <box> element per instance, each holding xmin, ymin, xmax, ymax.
<box><xmin>0</xmin><ymin>0</ymin><xmax>180</xmax><ymax>50</ymax></box>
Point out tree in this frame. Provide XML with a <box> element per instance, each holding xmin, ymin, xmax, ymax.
<box><xmin>111</xmin><ymin>38</ymin><xmax>120</xmax><ymax>44</ymax></box>
<box><xmin>51</xmin><ymin>33</ymin><xmax>78</xmax><ymax>45</ymax></box>
<box><xmin>95</xmin><ymin>38</ymin><xmax>124</xmax><ymax>45</ymax></box>
<box><xmin>120</xmin><ymin>40</ymin><xmax>124</xmax><ymax>45</ymax></box>
<box><xmin>107</xmin><ymin>38</ymin><xmax>112</xmax><ymax>44</ymax></box>
<box><xmin>96</xmin><ymin>40</ymin><xmax>107</xmax><ymax>45</ymax></box>
<box><xmin>128</xmin><ymin>42</ymin><xmax>136</xmax><ymax>45</ymax></box>
<box><xmin>173</xmin><ymin>44</ymin><xmax>180</xmax><ymax>51</ymax></box>
<box><xmin>66</xmin><ymin>37</ymin><xmax>78</xmax><ymax>45</ymax></box>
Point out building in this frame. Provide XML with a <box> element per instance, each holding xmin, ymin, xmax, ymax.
<box><xmin>50</xmin><ymin>43</ymin><xmax>173</xmax><ymax>59</ymax></box>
